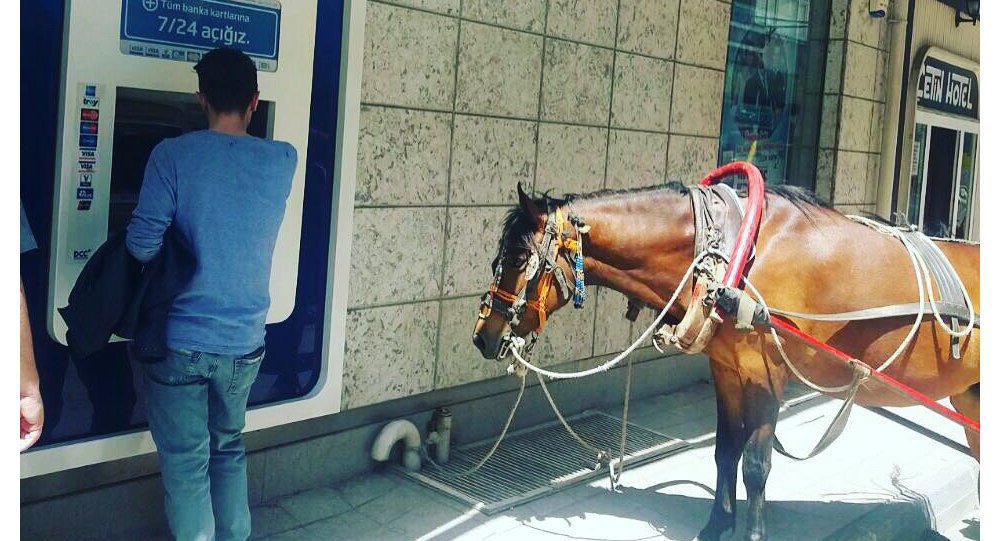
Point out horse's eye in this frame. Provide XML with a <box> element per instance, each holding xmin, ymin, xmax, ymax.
<box><xmin>505</xmin><ymin>253</ymin><xmax>528</xmax><ymax>267</ymax></box>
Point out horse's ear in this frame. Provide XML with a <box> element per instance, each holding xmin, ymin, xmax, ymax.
<box><xmin>517</xmin><ymin>183</ymin><xmax>545</xmax><ymax>226</ymax></box>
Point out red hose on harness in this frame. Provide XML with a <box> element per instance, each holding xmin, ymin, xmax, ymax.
<box><xmin>699</xmin><ymin>162</ymin><xmax>980</xmax><ymax>435</ymax></box>
<box><xmin>699</xmin><ymin>161</ymin><xmax>766</xmax><ymax>289</ymax></box>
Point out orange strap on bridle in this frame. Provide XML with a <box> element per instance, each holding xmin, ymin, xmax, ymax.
<box><xmin>487</xmin><ymin>274</ymin><xmax>555</xmax><ymax>333</ymax></box>
<box><xmin>481</xmin><ymin>208</ymin><xmax>577</xmax><ymax>334</ymax></box>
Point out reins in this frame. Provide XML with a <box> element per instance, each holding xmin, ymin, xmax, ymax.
<box><xmin>470</xmin><ymin>163</ymin><xmax>978</xmax><ymax>481</ymax></box>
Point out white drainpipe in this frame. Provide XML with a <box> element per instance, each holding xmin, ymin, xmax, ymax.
<box><xmin>371</xmin><ymin>420</ymin><xmax>422</xmax><ymax>471</ymax></box>
<box><xmin>371</xmin><ymin>409</ymin><xmax>453</xmax><ymax>472</ymax></box>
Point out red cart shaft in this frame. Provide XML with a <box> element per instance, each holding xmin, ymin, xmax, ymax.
<box><xmin>770</xmin><ymin>317</ymin><xmax>980</xmax><ymax>434</ymax></box>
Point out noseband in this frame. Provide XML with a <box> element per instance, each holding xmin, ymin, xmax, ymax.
<box><xmin>479</xmin><ymin>203</ymin><xmax>589</xmax><ymax>351</ymax></box>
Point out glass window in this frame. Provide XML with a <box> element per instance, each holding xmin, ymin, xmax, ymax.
<box><xmin>718</xmin><ymin>0</ymin><xmax>830</xmax><ymax>188</ymax></box>
<box><xmin>907</xmin><ymin>123</ymin><xmax>928</xmax><ymax>225</ymax></box>
<box><xmin>953</xmin><ymin>132</ymin><xmax>977</xmax><ymax>239</ymax></box>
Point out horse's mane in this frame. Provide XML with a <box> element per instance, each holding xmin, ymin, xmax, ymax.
<box><xmin>563</xmin><ymin>181</ymin><xmax>690</xmax><ymax>201</ymax></box>
<box><xmin>766</xmin><ymin>184</ymin><xmax>833</xmax><ymax>212</ymax></box>
<box><xmin>495</xmin><ymin>184</ymin><xmax>691</xmax><ymax>262</ymax></box>
<box><xmin>497</xmin><ymin>182</ymin><xmax>843</xmax><ymax>260</ymax></box>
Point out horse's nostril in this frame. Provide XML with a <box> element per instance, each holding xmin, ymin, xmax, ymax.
<box><xmin>472</xmin><ymin>333</ymin><xmax>486</xmax><ymax>352</ymax></box>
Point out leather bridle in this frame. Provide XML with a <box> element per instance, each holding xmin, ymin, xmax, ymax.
<box><xmin>479</xmin><ymin>203</ymin><xmax>587</xmax><ymax>357</ymax></box>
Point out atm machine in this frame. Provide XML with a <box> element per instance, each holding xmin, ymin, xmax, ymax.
<box><xmin>49</xmin><ymin>0</ymin><xmax>311</xmax><ymax>340</ymax></box>
<box><xmin>22</xmin><ymin>0</ymin><xmax>352</xmax><ymax>477</ymax></box>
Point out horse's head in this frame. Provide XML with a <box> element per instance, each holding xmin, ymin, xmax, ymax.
<box><xmin>472</xmin><ymin>184</ymin><xmax>582</xmax><ymax>360</ymax></box>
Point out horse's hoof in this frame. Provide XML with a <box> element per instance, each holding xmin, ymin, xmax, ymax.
<box><xmin>695</xmin><ymin>524</ymin><xmax>733</xmax><ymax>541</ymax></box>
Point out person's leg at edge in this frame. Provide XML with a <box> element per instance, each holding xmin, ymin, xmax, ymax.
<box><xmin>207</xmin><ymin>349</ymin><xmax>264</xmax><ymax>541</ymax></box>
<box><xmin>144</xmin><ymin>349</ymin><xmax>216</xmax><ymax>541</ymax></box>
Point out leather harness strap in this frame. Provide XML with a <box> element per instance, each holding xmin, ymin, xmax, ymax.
<box><xmin>654</xmin><ymin>184</ymin><xmax>751</xmax><ymax>353</ymax></box>
<box><xmin>772</xmin><ymin>361</ymin><xmax>870</xmax><ymax>461</ymax></box>
<box><xmin>902</xmin><ymin>230</ymin><xmax>975</xmax><ymax>358</ymax></box>
<box><xmin>765</xmin><ymin>228</ymin><xmax>980</xmax><ymax>361</ymax></box>
<box><xmin>767</xmin><ymin>301</ymin><xmax>979</xmax><ymax>327</ymax></box>
<box><xmin>657</xmin><ymin>185</ymin><xmax>979</xmax><ymax>359</ymax></box>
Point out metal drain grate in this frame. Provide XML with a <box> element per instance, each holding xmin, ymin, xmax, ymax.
<box><xmin>397</xmin><ymin>411</ymin><xmax>689</xmax><ymax>514</ymax></box>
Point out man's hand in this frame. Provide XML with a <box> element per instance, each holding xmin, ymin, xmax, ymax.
<box><xmin>20</xmin><ymin>391</ymin><xmax>43</xmax><ymax>452</ymax></box>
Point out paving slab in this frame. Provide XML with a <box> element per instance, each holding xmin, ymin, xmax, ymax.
<box><xmin>251</xmin><ymin>381</ymin><xmax>979</xmax><ymax>541</ymax></box>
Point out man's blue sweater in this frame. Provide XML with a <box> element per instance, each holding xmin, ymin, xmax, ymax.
<box><xmin>126</xmin><ymin>129</ymin><xmax>297</xmax><ymax>355</ymax></box>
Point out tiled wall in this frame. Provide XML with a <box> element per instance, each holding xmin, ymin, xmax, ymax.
<box><xmin>820</xmin><ymin>0</ymin><xmax>891</xmax><ymax>214</ymax></box>
<box><xmin>345</xmin><ymin>0</ymin><xmax>732</xmax><ymax>409</ymax></box>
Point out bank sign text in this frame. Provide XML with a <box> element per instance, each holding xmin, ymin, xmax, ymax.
<box><xmin>120</xmin><ymin>0</ymin><xmax>280</xmax><ymax>72</ymax></box>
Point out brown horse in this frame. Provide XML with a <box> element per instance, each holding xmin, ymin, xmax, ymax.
<box><xmin>471</xmin><ymin>181</ymin><xmax>979</xmax><ymax>541</ymax></box>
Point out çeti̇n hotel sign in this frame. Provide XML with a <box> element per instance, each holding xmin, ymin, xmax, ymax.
<box><xmin>916</xmin><ymin>53</ymin><xmax>978</xmax><ymax>119</ymax></box>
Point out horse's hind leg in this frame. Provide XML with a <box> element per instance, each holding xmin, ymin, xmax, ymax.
<box><xmin>697</xmin><ymin>361</ymin><xmax>749</xmax><ymax>541</ymax></box>
<box><xmin>950</xmin><ymin>383</ymin><xmax>980</xmax><ymax>461</ymax></box>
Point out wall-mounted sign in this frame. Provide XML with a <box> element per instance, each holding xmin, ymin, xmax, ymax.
<box><xmin>916</xmin><ymin>54</ymin><xmax>978</xmax><ymax>118</ymax></box>
<box><xmin>120</xmin><ymin>0</ymin><xmax>281</xmax><ymax>72</ymax></box>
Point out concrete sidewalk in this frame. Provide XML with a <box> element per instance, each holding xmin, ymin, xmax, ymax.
<box><xmin>247</xmin><ymin>381</ymin><xmax>979</xmax><ymax>541</ymax></box>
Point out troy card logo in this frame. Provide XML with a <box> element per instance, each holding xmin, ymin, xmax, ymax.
<box><xmin>82</xmin><ymin>85</ymin><xmax>99</xmax><ymax>107</ymax></box>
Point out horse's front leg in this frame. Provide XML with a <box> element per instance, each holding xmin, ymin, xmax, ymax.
<box><xmin>743</xmin><ymin>389</ymin><xmax>778</xmax><ymax>541</ymax></box>
<box><xmin>697</xmin><ymin>361</ymin><xmax>748</xmax><ymax>541</ymax></box>
<box><xmin>740</xmin><ymin>384</ymin><xmax>780</xmax><ymax>541</ymax></box>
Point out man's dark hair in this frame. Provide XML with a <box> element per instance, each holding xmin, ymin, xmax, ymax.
<box><xmin>194</xmin><ymin>48</ymin><xmax>258</xmax><ymax>114</ymax></box>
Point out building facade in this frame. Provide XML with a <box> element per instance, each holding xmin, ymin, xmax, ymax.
<box><xmin>342</xmin><ymin>0</ymin><xmax>980</xmax><ymax>411</ymax></box>
<box><xmin>21</xmin><ymin>0</ymin><xmax>981</xmax><ymax>538</ymax></box>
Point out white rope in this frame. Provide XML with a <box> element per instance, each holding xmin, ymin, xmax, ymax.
<box><xmin>506</xmin><ymin>216</ymin><xmax>975</xmax><ymax>396</ymax></box>
<box><xmin>743</xmin><ymin>278</ymin><xmax>856</xmax><ymax>393</ymax></box>
<box><xmin>740</xmin><ymin>216</ymin><xmax>974</xmax><ymax>392</ymax></box>
<box><xmin>421</xmin><ymin>371</ymin><xmax>528</xmax><ymax>477</ymax></box>
<box><xmin>507</xmin><ymin>250</ymin><xmax>715</xmax><ymax>379</ymax></box>
<box><xmin>847</xmin><ymin>216</ymin><xmax>976</xmax><ymax>341</ymax></box>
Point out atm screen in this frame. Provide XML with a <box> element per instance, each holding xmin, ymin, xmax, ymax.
<box><xmin>109</xmin><ymin>87</ymin><xmax>274</xmax><ymax>234</ymax></box>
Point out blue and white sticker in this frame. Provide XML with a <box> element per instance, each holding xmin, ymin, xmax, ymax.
<box><xmin>79</xmin><ymin>134</ymin><xmax>98</xmax><ymax>149</ymax></box>
<box><xmin>120</xmin><ymin>0</ymin><xmax>281</xmax><ymax>72</ymax></box>
<box><xmin>81</xmin><ymin>85</ymin><xmax>99</xmax><ymax>108</ymax></box>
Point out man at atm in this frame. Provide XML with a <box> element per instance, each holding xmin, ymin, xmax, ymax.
<box><xmin>125</xmin><ymin>47</ymin><xmax>297</xmax><ymax>541</ymax></box>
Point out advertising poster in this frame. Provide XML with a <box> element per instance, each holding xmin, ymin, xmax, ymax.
<box><xmin>719</xmin><ymin>3</ymin><xmax>800</xmax><ymax>184</ymax></box>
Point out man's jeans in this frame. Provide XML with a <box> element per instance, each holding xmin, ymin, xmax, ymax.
<box><xmin>143</xmin><ymin>347</ymin><xmax>264</xmax><ymax>541</ymax></box>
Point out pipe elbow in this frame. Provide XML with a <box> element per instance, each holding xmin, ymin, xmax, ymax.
<box><xmin>371</xmin><ymin>420</ymin><xmax>422</xmax><ymax>471</ymax></box>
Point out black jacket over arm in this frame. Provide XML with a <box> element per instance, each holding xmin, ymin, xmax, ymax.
<box><xmin>58</xmin><ymin>228</ymin><xmax>196</xmax><ymax>361</ymax></box>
